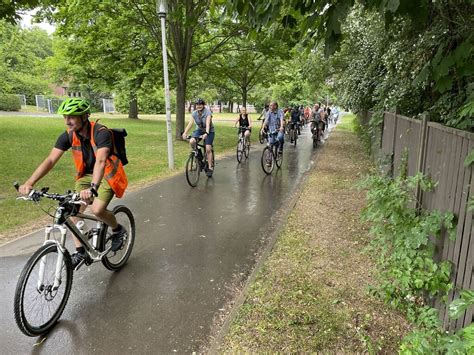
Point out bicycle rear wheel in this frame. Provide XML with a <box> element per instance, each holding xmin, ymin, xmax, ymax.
<box><xmin>236</xmin><ymin>139</ymin><xmax>244</xmax><ymax>163</ymax></box>
<box><xmin>14</xmin><ymin>243</ymin><xmax>73</xmax><ymax>336</ymax></box>
<box><xmin>258</xmin><ymin>130</ymin><xmax>264</xmax><ymax>144</ymax></box>
<box><xmin>186</xmin><ymin>152</ymin><xmax>200</xmax><ymax>187</ymax></box>
<box><xmin>294</xmin><ymin>129</ymin><xmax>298</xmax><ymax>146</ymax></box>
<box><xmin>261</xmin><ymin>146</ymin><xmax>274</xmax><ymax>174</ymax></box>
<box><xmin>102</xmin><ymin>205</ymin><xmax>136</xmax><ymax>271</ymax></box>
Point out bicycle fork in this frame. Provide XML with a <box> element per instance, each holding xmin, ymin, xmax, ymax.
<box><xmin>37</xmin><ymin>225</ymin><xmax>68</xmax><ymax>291</ymax></box>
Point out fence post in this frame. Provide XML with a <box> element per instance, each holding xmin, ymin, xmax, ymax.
<box><xmin>389</xmin><ymin>107</ymin><xmax>399</xmax><ymax>177</ymax></box>
<box><xmin>415</xmin><ymin>113</ymin><xmax>429</xmax><ymax>213</ymax></box>
<box><xmin>103</xmin><ymin>98</ymin><xmax>106</xmax><ymax>114</ymax></box>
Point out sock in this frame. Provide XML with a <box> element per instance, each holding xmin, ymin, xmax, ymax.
<box><xmin>76</xmin><ymin>246</ymin><xmax>85</xmax><ymax>254</ymax></box>
<box><xmin>112</xmin><ymin>224</ymin><xmax>122</xmax><ymax>232</ymax></box>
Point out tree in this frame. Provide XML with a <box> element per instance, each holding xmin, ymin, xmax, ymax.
<box><xmin>42</xmin><ymin>1</ymin><xmax>161</xmax><ymax>118</ymax></box>
<box><xmin>0</xmin><ymin>0</ymin><xmax>40</xmax><ymax>23</ymax></box>
<box><xmin>131</xmin><ymin>0</ymin><xmax>242</xmax><ymax>137</ymax></box>
<box><xmin>0</xmin><ymin>20</ymin><xmax>52</xmax><ymax>102</ymax></box>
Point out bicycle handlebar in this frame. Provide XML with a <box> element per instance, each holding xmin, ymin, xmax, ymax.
<box><xmin>13</xmin><ymin>182</ymin><xmax>86</xmax><ymax>205</ymax></box>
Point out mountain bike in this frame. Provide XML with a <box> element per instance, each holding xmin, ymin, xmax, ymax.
<box><xmin>260</xmin><ymin>131</ymin><xmax>283</xmax><ymax>175</ymax></box>
<box><xmin>185</xmin><ymin>136</ymin><xmax>215</xmax><ymax>187</ymax></box>
<box><xmin>13</xmin><ymin>183</ymin><xmax>135</xmax><ymax>337</ymax></box>
<box><xmin>235</xmin><ymin>127</ymin><xmax>250</xmax><ymax>163</ymax></box>
<box><xmin>311</xmin><ymin>120</ymin><xmax>323</xmax><ymax>148</ymax></box>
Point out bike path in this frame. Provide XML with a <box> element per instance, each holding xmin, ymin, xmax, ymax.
<box><xmin>0</xmin><ymin>125</ymin><xmax>330</xmax><ymax>354</ymax></box>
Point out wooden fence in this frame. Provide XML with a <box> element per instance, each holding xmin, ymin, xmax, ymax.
<box><xmin>361</xmin><ymin>110</ymin><xmax>473</xmax><ymax>332</ymax></box>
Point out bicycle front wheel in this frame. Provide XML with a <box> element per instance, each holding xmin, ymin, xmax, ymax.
<box><xmin>236</xmin><ymin>139</ymin><xmax>244</xmax><ymax>163</ymax></box>
<box><xmin>275</xmin><ymin>145</ymin><xmax>283</xmax><ymax>168</ymax></box>
<box><xmin>186</xmin><ymin>152</ymin><xmax>200</xmax><ymax>187</ymax></box>
<box><xmin>258</xmin><ymin>131</ymin><xmax>264</xmax><ymax>144</ymax></box>
<box><xmin>14</xmin><ymin>243</ymin><xmax>73</xmax><ymax>336</ymax></box>
<box><xmin>244</xmin><ymin>139</ymin><xmax>250</xmax><ymax>158</ymax></box>
<box><xmin>261</xmin><ymin>146</ymin><xmax>274</xmax><ymax>175</ymax></box>
<box><xmin>102</xmin><ymin>205</ymin><xmax>136</xmax><ymax>271</ymax></box>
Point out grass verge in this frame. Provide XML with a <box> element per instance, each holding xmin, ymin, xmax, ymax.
<box><xmin>219</xmin><ymin>114</ymin><xmax>411</xmax><ymax>352</ymax></box>
<box><xmin>0</xmin><ymin>115</ymin><xmax>240</xmax><ymax>240</ymax></box>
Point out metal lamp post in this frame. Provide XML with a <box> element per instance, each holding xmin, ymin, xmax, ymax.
<box><xmin>157</xmin><ymin>0</ymin><xmax>174</xmax><ymax>169</ymax></box>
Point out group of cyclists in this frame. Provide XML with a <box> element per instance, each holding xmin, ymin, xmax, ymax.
<box><xmin>183</xmin><ymin>98</ymin><xmax>339</xmax><ymax>173</ymax></box>
<box><xmin>17</xmin><ymin>96</ymin><xmax>338</xmax><ymax>267</ymax></box>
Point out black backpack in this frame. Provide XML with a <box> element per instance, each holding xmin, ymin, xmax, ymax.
<box><xmin>68</xmin><ymin>122</ymin><xmax>128</xmax><ymax>166</ymax></box>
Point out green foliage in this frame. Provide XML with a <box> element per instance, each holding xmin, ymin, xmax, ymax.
<box><xmin>449</xmin><ymin>290</ymin><xmax>474</xmax><ymax>320</ymax></box>
<box><xmin>400</xmin><ymin>291</ymin><xmax>474</xmax><ymax>354</ymax></box>
<box><xmin>114</xmin><ymin>86</ymin><xmax>177</xmax><ymax>115</ymax></box>
<box><xmin>0</xmin><ymin>94</ymin><xmax>21</xmax><ymax>111</ymax></box>
<box><xmin>464</xmin><ymin>150</ymin><xmax>474</xmax><ymax>168</ymax></box>
<box><xmin>361</xmin><ymin>168</ymin><xmax>474</xmax><ymax>353</ymax></box>
<box><xmin>0</xmin><ymin>0</ymin><xmax>40</xmax><ymax>23</ymax></box>
<box><xmin>0</xmin><ymin>20</ymin><xmax>52</xmax><ymax>101</ymax></box>
<box><xmin>332</xmin><ymin>3</ymin><xmax>473</xmax><ymax>130</ymax></box>
<box><xmin>361</xmin><ymin>171</ymin><xmax>455</xmax><ymax>310</ymax></box>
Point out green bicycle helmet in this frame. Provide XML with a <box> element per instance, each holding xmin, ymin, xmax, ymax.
<box><xmin>57</xmin><ymin>98</ymin><xmax>91</xmax><ymax>115</ymax></box>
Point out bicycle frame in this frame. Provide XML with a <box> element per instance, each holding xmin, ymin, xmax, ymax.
<box><xmin>37</xmin><ymin>212</ymin><xmax>110</xmax><ymax>291</ymax></box>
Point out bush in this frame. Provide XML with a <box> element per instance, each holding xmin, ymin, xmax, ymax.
<box><xmin>115</xmin><ymin>87</ymin><xmax>176</xmax><ymax>114</ymax></box>
<box><xmin>0</xmin><ymin>94</ymin><xmax>21</xmax><ymax>111</ymax></box>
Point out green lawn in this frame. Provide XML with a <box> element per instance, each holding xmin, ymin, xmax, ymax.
<box><xmin>0</xmin><ymin>115</ymin><xmax>240</xmax><ymax>234</ymax></box>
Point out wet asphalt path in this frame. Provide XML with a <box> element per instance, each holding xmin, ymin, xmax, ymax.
<box><xmin>0</xmin><ymin>125</ymin><xmax>325</xmax><ymax>354</ymax></box>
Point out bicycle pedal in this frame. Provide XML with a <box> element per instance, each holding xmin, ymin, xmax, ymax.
<box><xmin>74</xmin><ymin>259</ymin><xmax>86</xmax><ymax>271</ymax></box>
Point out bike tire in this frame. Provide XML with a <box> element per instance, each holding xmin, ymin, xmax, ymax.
<box><xmin>258</xmin><ymin>131</ymin><xmax>264</xmax><ymax>144</ymax></box>
<box><xmin>294</xmin><ymin>130</ymin><xmax>298</xmax><ymax>146</ymax></box>
<box><xmin>244</xmin><ymin>139</ymin><xmax>250</xmax><ymax>158</ymax></box>
<box><xmin>185</xmin><ymin>152</ymin><xmax>200</xmax><ymax>187</ymax></box>
<box><xmin>101</xmin><ymin>205</ymin><xmax>136</xmax><ymax>271</ymax></box>
<box><xmin>275</xmin><ymin>145</ymin><xmax>283</xmax><ymax>168</ymax></box>
<box><xmin>261</xmin><ymin>146</ymin><xmax>274</xmax><ymax>175</ymax></box>
<box><xmin>236</xmin><ymin>139</ymin><xmax>244</xmax><ymax>163</ymax></box>
<box><xmin>14</xmin><ymin>243</ymin><xmax>73</xmax><ymax>337</ymax></box>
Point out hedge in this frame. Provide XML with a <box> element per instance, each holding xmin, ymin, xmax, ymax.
<box><xmin>0</xmin><ymin>94</ymin><xmax>21</xmax><ymax>111</ymax></box>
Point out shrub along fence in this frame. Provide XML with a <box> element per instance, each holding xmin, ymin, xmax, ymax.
<box><xmin>0</xmin><ymin>94</ymin><xmax>22</xmax><ymax>111</ymax></box>
<box><xmin>360</xmin><ymin>110</ymin><xmax>473</xmax><ymax>332</ymax></box>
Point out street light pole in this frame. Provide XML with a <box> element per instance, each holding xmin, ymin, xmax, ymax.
<box><xmin>157</xmin><ymin>0</ymin><xmax>174</xmax><ymax>169</ymax></box>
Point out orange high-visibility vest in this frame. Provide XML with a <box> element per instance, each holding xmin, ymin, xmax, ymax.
<box><xmin>68</xmin><ymin>121</ymin><xmax>128</xmax><ymax>198</ymax></box>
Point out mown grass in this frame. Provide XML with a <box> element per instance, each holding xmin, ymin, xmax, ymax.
<box><xmin>335</xmin><ymin>113</ymin><xmax>356</xmax><ymax>132</ymax></box>
<box><xmin>0</xmin><ymin>115</ymin><xmax>239</xmax><ymax>234</ymax></box>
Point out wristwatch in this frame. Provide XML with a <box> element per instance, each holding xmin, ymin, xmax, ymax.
<box><xmin>90</xmin><ymin>182</ymin><xmax>99</xmax><ymax>197</ymax></box>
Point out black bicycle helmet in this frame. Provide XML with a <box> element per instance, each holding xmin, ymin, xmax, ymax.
<box><xmin>195</xmin><ymin>98</ymin><xmax>206</xmax><ymax>105</ymax></box>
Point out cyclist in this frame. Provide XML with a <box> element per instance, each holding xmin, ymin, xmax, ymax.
<box><xmin>260</xmin><ymin>101</ymin><xmax>284</xmax><ymax>154</ymax></box>
<box><xmin>182</xmin><ymin>98</ymin><xmax>215</xmax><ymax>177</ymax></box>
<box><xmin>289</xmin><ymin>105</ymin><xmax>301</xmax><ymax>141</ymax></box>
<box><xmin>304</xmin><ymin>106</ymin><xmax>311</xmax><ymax>124</ymax></box>
<box><xmin>311</xmin><ymin>103</ymin><xmax>324</xmax><ymax>141</ymax></box>
<box><xmin>233</xmin><ymin>107</ymin><xmax>252</xmax><ymax>143</ymax></box>
<box><xmin>18</xmin><ymin>97</ymin><xmax>128</xmax><ymax>268</ymax></box>
<box><xmin>257</xmin><ymin>103</ymin><xmax>269</xmax><ymax>121</ymax></box>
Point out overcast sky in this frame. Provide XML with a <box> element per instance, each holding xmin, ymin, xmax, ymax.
<box><xmin>20</xmin><ymin>9</ymin><xmax>55</xmax><ymax>34</ymax></box>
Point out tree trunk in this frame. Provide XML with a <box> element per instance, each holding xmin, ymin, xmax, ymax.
<box><xmin>128</xmin><ymin>94</ymin><xmax>138</xmax><ymax>119</ymax></box>
<box><xmin>175</xmin><ymin>76</ymin><xmax>187</xmax><ymax>139</ymax></box>
<box><xmin>242</xmin><ymin>87</ymin><xmax>248</xmax><ymax>108</ymax></box>
<box><xmin>229</xmin><ymin>101</ymin><xmax>233</xmax><ymax>113</ymax></box>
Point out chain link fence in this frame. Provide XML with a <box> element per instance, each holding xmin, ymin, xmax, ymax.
<box><xmin>102</xmin><ymin>98</ymin><xmax>115</xmax><ymax>113</ymax></box>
